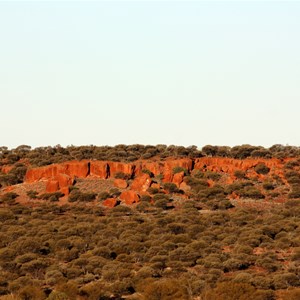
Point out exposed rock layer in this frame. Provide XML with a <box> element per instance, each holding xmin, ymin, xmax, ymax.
<box><xmin>24</xmin><ymin>157</ymin><xmax>288</xmax><ymax>197</ymax></box>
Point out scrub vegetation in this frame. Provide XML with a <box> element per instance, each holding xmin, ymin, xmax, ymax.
<box><xmin>0</xmin><ymin>144</ymin><xmax>300</xmax><ymax>299</ymax></box>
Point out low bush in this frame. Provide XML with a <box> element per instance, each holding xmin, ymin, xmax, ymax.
<box><xmin>254</xmin><ymin>163</ymin><xmax>270</xmax><ymax>175</ymax></box>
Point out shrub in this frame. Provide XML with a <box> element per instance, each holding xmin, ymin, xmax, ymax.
<box><xmin>68</xmin><ymin>190</ymin><xmax>96</xmax><ymax>202</ymax></box>
<box><xmin>114</xmin><ymin>172</ymin><xmax>131</xmax><ymax>180</ymax></box>
<box><xmin>17</xmin><ymin>285</ymin><xmax>46</xmax><ymax>300</ymax></box>
<box><xmin>98</xmin><ymin>191</ymin><xmax>111</xmax><ymax>201</ymax></box>
<box><xmin>202</xmin><ymin>145</ymin><xmax>218</xmax><ymax>156</ymax></box>
<box><xmin>140</xmin><ymin>195</ymin><xmax>151</xmax><ymax>202</ymax></box>
<box><xmin>39</xmin><ymin>192</ymin><xmax>64</xmax><ymax>201</ymax></box>
<box><xmin>0</xmin><ymin>192</ymin><xmax>19</xmax><ymax>204</ymax></box>
<box><xmin>251</xmin><ymin>149</ymin><xmax>272</xmax><ymax>158</ymax></box>
<box><xmin>154</xmin><ymin>199</ymin><xmax>169</xmax><ymax>210</ymax></box>
<box><xmin>191</xmin><ymin>170</ymin><xmax>205</xmax><ymax>179</ymax></box>
<box><xmin>142</xmin><ymin>169</ymin><xmax>154</xmax><ymax>177</ymax></box>
<box><xmin>285</xmin><ymin>171</ymin><xmax>300</xmax><ymax>184</ymax></box>
<box><xmin>141</xmin><ymin>278</ymin><xmax>189</xmax><ymax>300</ymax></box>
<box><xmin>172</xmin><ymin>166</ymin><xmax>188</xmax><ymax>175</ymax></box>
<box><xmin>27</xmin><ymin>190</ymin><xmax>38</xmax><ymax>199</ymax></box>
<box><xmin>288</xmin><ymin>187</ymin><xmax>300</xmax><ymax>199</ymax></box>
<box><xmin>234</xmin><ymin>170</ymin><xmax>246</xmax><ymax>179</ymax></box>
<box><xmin>206</xmin><ymin>171</ymin><xmax>222</xmax><ymax>181</ymax></box>
<box><xmin>254</xmin><ymin>163</ymin><xmax>270</xmax><ymax>175</ymax></box>
<box><xmin>280</xmin><ymin>289</ymin><xmax>300</xmax><ymax>300</ymax></box>
<box><xmin>153</xmin><ymin>193</ymin><xmax>169</xmax><ymax>201</ymax></box>
<box><xmin>239</xmin><ymin>187</ymin><xmax>265</xmax><ymax>199</ymax></box>
<box><xmin>262</xmin><ymin>182</ymin><xmax>275</xmax><ymax>191</ymax></box>
<box><xmin>203</xmin><ymin>281</ymin><xmax>256</xmax><ymax>300</ymax></box>
<box><xmin>163</xmin><ymin>183</ymin><xmax>180</xmax><ymax>193</ymax></box>
<box><xmin>231</xmin><ymin>145</ymin><xmax>258</xmax><ymax>159</ymax></box>
<box><xmin>109</xmin><ymin>188</ymin><xmax>121</xmax><ymax>197</ymax></box>
<box><xmin>147</xmin><ymin>187</ymin><xmax>160</xmax><ymax>194</ymax></box>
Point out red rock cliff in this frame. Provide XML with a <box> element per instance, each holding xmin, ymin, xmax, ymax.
<box><xmin>24</xmin><ymin>157</ymin><xmax>288</xmax><ymax>198</ymax></box>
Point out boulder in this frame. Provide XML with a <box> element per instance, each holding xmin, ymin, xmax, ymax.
<box><xmin>150</xmin><ymin>183</ymin><xmax>161</xmax><ymax>190</ymax></box>
<box><xmin>131</xmin><ymin>173</ymin><xmax>152</xmax><ymax>192</ymax></box>
<box><xmin>46</xmin><ymin>180</ymin><xmax>59</xmax><ymax>193</ymax></box>
<box><xmin>114</xmin><ymin>179</ymin><xmax>128</xmax><ymax>189</ymax></box>
<box><xmin>163</xmin><ymin>158</ymin><xmax>193</xmax><ymax>182</ymax></box>
<box><xmin>102</xmin><ymin>198</ymin><xmax>118</xmax><ymax>208</ymax></box>
<box><xmin>60</xmin><ymin>186</ymin><xmax>70</xmax><ymax>196</ymax></box>
<box><xmin>172</xmin><ymin>171</ymin><xmax>185</xmax><ymax>187</ymax></box>
<box><xmin>179</xmin><ymin>181</ymin><xmax>191</xmax><ymax>193</ymax></box>
<box><xmin>119</xmin><ymin>190</ymin><xmax>140</xmax><ymax>205</ymax></box>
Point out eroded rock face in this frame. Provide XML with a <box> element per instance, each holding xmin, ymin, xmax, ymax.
<box><xmin>26</xmin><ymin>165</ymin><xmax>59</xmax><ymax>182</ymax></box>
<box><xmin>25</xmin><ymin>161</ymin><xmax>89</xmax><ymax>182</ymax></box>
<box><xmin>172</xmin><ymin>171</ymin><xmax>185</xmax><ymax>187</ymax></box>
<box><xmin>163</xmin><ymin>158</ymin><xmax>193</xmax><ymax>183</ymax></box>
<box><xmin>23</xmin><ymin>156</ymin><xmax>289</xmax><ymax>204</ymax></box>
<box><xmin>90</xmin><ymin>161</ymin><xmax>109</xmax><ymax>179</ymax></box>
<box><xmin>46</xmin><ymin>180</ymin><xmax>59</xmax><ymax>193</ymax></box>
<box><xmin>62</xmin><ymin>161</ymin><xmax>90</xmax><ymax>178</ymax></box>
<box><xmin>109</xmin><ymin>162</ymin><xmax>135</xmax><ymax>178</ymax></box>
<box><xmin>119</xmin><ymin>190</ymin><xmax>140</xmax><ymax>205</ymax></box>
<box><xmin>194</xmin><ymin>157</ymin><xmax>285</xmax><ymax>181</ymax></box>
<box><xmin>57</xmin><ymin>174</ymin><xmax>73</xmax><ymax>188</ymax></box>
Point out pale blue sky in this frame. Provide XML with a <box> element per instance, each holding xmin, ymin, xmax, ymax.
<box><xmin>1</xmin><ymin>1</ymin><xmax>300</xmax><ymax>149</ymax></box>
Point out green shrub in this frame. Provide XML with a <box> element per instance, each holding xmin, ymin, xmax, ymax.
<box><xmin>206</xmin><ymin>171</ymin><xmax>222</xmax><ymax>181</ymax></box>
<box><xmin>234</xmin><ymin>170</ymin><xmax>246</xmax><ymax>179</ymax></box>
<box><xmin>288</xmin><ymin>187</ymin><xmax>300</xmax><ymax>199</ymax></box>
<box><xmin>1</xmin><ymin>191</ymin><xmax>19</xmax><ymax>200</ymax></box>
<box><xmin>114</xmin><ymin>172</ymin><xmax>131</xmax><ymax>180</ymax></box>
<box><xmin>172</xmin><ymin>166</ymin><xmax>188</xmax><ymax>175</ymax></box>
<box><xmin>254</xmin><ymin>163</ymin><xmax>270</xmax><ymax>175</ymax></box>
<box><xmin>163</xmin><ymin>183</ymin><xmax>180</xmax><ymax>193</ymax></box>
<box><xmin>39</xmin><ymin>192</ymin><xmax>64</xmax><ymax>201</ymax></box>
<box><xmin>203</xmin><ymin>281</ymin><xmax>256</xmax><ymax>300</ymax></box>
<box><xmin>68</xmin><ymin>190</ymin><xmax>96</xmax><ymax>202</ymax></box>
<box><xmin>142</xmin><ymin>169</ymin><xmax>154</xmax><ymax>177</ymax></box>
<box><xmin>98</xmin><ymin>191</ymin><xmax>111</xmax><ymax>201</ymax></box>
<box><xmin>262</xmin><ymin>182</ymin><xmax>275</xmax><ymax>191</ymax></box>
<box><xmin>147</xmin><ymin>187</ymin><xmax>160</xmax><ymax>194</ymax></box>
<box><xmin>27</xmin><ymin>190</ymin><xmax>38</xmax><ymax>199</ymax></box>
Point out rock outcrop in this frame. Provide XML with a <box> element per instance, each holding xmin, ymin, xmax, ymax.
<box><xmin>172</xmin><ymin>171</ymin><xmax>185</xmax><ymax>187</ymax></box>
<box><xmin>131</xmin><ymin>173</ymin><xmax>152</xmax><ymax>192</ymax></box>
<box><xmin>90</xmin><ymin>161</ymin><xmax>109</xmax><ymax>179</ymax></box>
<box><xmin>114</xmin><ymin>179</ymin><xmax>128</xmax><ymax>189</ymax></box>
<box><xmin>119</xmin><ymin>190</ymin><xmax>140</xmax><ymax>205</ymax></box>
<box><xmin>25</xmin><ymin>161</ymin><xmax>89</xmax><ymax>182</ymax></box>
<box><xmin>102</xmin><ymin>198</ymin><xmax>119</xmax><ymax>208</ymax></box>
<box><xmin>23</xmin><ymin>156</ymin><xmax>289</xmax><ymax>203</ymax></box>
<box><xmin>109</xmin><ymin>162</ymin><xmax>135</xmax><ymax>178</ymax></box>
<box><xmin>194</xmin><ymin>157</ymin><xmax>286</xmax><ymax>181</ymax></box>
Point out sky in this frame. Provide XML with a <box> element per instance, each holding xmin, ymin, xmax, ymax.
<box><xmin>0</xmin><ymin>1</ymin><xmax>300</xmax><ymax>149</ymax></box>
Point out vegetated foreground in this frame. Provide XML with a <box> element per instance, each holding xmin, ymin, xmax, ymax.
<box><xmin>0</xmin><ymin>144</ymin><xmax>300</xmax><ymax>300</ymax></box>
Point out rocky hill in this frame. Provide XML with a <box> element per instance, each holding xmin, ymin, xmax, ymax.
<box><xmin>1</xmin><ymin>154</ymin><xmax>299</xmax><ymax>209</ymax></box>
<box><xmin>0</xmin><ymin>145</ymin><xmax>300</xmax><ymax>299</ymax></box>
